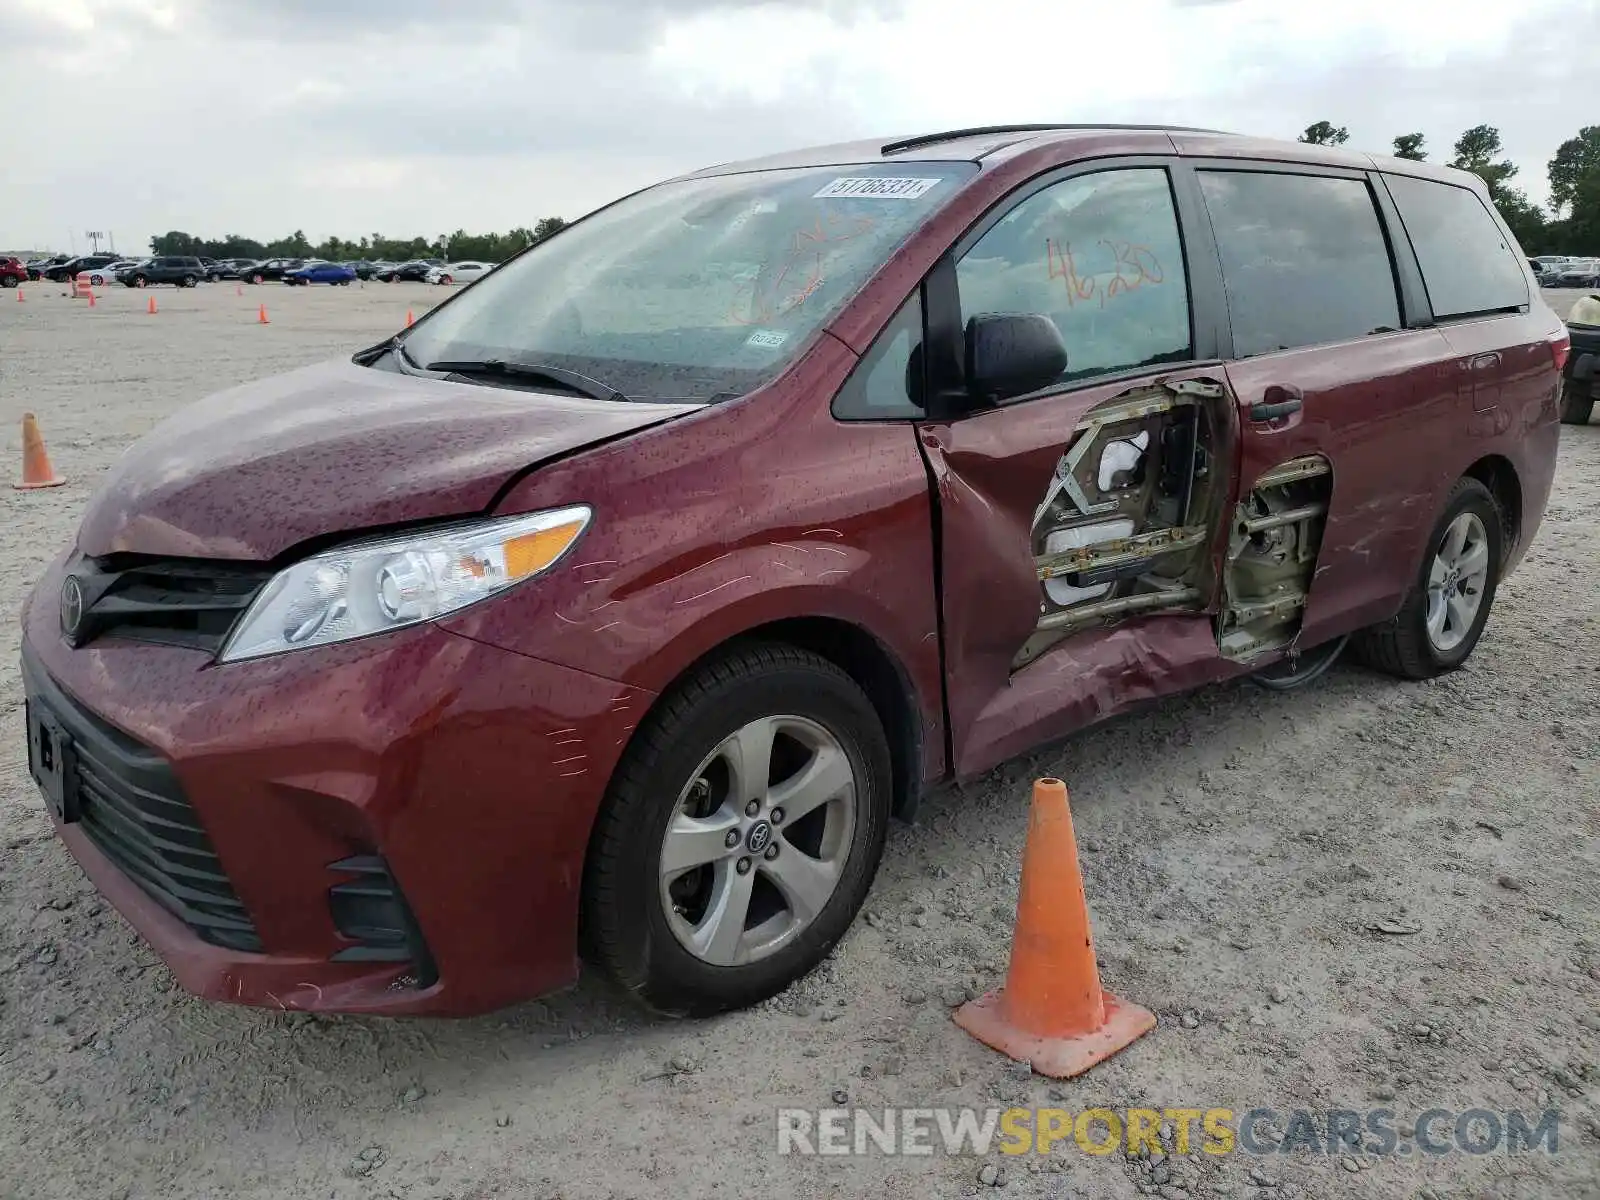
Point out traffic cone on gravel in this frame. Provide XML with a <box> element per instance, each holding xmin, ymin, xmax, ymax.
<box><xmin>953</xmin><ymin>778</ymin><xmax>1155</xmax><ymax>1078</ymax></box>
<box><xmin>15</xmin><ymin>287</ymin><xmax>22</xmax><ymax>303</ymax></box>
<box><xmin>147</xmin><ymin>295</ymin><xmax>157</xmax><ymax>315</ymax></box>
<box><xmin>257</xmin><ymin>303</ymin><xmax>269</xmax><ymax>325</ymax></box>
<box><xmin>86</xmin><ymin>290</ymin><xmax>96</xmax><ymax>308</ymax></box>
<box><xmin>405</xmin><ymin>309</ymin><xmax>414</xmax><ymax>327</ymax></box>
<box><xmin>14</xmin><ymin>412</ymin><xmax>65</xmax><ymax>490</ymax></box>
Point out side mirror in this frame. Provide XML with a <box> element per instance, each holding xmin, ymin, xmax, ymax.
<box><xmin>965</xmin><ymin>312</ymin><xmax>1068</xmax><ymax>404</ymax></box>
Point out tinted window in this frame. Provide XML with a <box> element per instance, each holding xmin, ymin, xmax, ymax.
<box><xmin>1198</xmin><ymin>171</ymin><xmax>1400</xmax><ymax>357</ymax></box>
<box><xmin>832</xmin><ymin>292</ymin><xmax>923</xmax><ymax>419</ymax></box>
<box><xmin>955</xmin><ymin>168</ymin><xmax>1192</xmax><ymax>390</ymax></box>
<box><xmin>1383</xmin><ymin>174</ymin><xmax>1528</xmax><ymax>318</ymax></box>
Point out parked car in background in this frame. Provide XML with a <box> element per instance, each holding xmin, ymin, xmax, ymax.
<box><xmin>207</xmin><ymin>258</ymin><xmax>257</xmax><ymax>281</ymax></box>
<box><xmin>26</xmin><ymin>255</ymin><xmax>71</xmax><ymax>281</ymax></box>
<box><xmin>285</xmin><ymin>261</ymin><xmax>357</xmax><ymax>286</ymax></box>
<box><xmin>362</xmin><ymin>260</ymin><xmax>396</xmax><ymax>280</ymax></box>
<box><xmin>115</xmin><ymin>256</ymin><xmax>207</xmax><ymax>288</ymax></box>
<box><xmin>239</xmin><ymin>259</ymin><xmax>306</xmax><ymax>283</ymax></box>
<box><xmin>20</xmin><ymin>125</ymin><xmax>1565</xmax><ymax>1020</ymax></box>
<box><xmin>375</xmin><ymin>259</ymin><xmax>441</xmax><ymax>282</ymax></box>
<box><xmin>1552</xmin><ymin>259</ymin><xmax>1600</xmax><ymax>288</ymax></box>
<box><xmin>1561</xmin><ymin>293</ymin><xmax>1599</xmax><ymax>425</ymax></box>
<box><xmin>83</xmin><ymin>260</ymin><xmax>138</xmax><ymax>286</ymax></box>
<box><xmin>426</xmin><ymin>261</ymin><xmax>492</xmax><ymax>286</ymax></box>
<box><xmin>1</xmin><ymin>256</ymin><xmax>27</xmax><ymax>288</ymax></box>
<box><xmin>46</xmin><ymin>254</ymin><xmax>120</xmax><ymax>283</ymax></box>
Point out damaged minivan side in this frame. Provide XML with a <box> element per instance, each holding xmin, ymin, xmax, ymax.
<box><xmin>22</xmin><ymin>126</ymin><xmax>1565</xmax><ymax>1020</ymax></box>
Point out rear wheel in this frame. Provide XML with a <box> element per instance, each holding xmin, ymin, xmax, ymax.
<box><xmin>582</xmin><ymin>643</ymin><xmax>892</xmax><ymax>1016</ymax></box>
<box><xmin>1352</xmin><ymin>478</ymin><xmax>1503</xmax><ymax>680</ymax></box>
<box><xmin>181</xmin><ymin>274</ymin><xmax>198</xmax><ymax>288</ymax></box>
<box><xmin>1559</xmin><ymin>379</ymin><xmax>1594</xmax><ymax>426</ymax></box>
<box><xmin>251</xmin><ymin>273</ymin><xmax>264</xmax><ymax>284</ymax></box>
<box><xmin>90</xmin><ymin>273</ymin><xmax>105</xmax><ymax>286</ymax></box>
<box><xmin>134</xmin><ymin>276</ymin><xmax>147</xmax><ymax>288</ymax></box>
<box><xmin>2</xmin><ymin>276</ymin><xmax>16</xmax><ymax>289</ymax></box>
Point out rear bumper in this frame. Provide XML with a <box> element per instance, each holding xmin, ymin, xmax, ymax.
<box><xmin>21</xmin><ymin>551</ymin><xmax>653</xmax><ymax>1015</ymax></box>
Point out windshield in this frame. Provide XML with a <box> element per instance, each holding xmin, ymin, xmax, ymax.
<box><xmin>398</xmin><ymin>162</ymin><xmax>976</xmax><ymax>402</ymax></box>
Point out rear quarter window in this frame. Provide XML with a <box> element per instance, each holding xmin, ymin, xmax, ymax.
<box><xmin>1382</xmin><ymin>174</ymin><xmax>1528</xmax><ymax>319</ymax></box>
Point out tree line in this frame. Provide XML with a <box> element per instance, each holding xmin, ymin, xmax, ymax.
<box><xmin>1298</xmin><ymin>121</ymin><xmax>1599</xmax><ymax>255</ymax></box>
<box><xmin>147</xmin><ymin>218</ymin><xmax>568</xmax><ymax>263</ymax></box>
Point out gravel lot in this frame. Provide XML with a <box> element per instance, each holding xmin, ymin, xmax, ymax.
<box><xmin>1</xmin><ymin>282</ymin><xmax>1597</xmax><ymax>1200</ymax></box>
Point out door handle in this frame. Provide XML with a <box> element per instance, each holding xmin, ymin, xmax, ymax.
<box><xmin>1250</xmin><ymin>386</ymin><xmax>1302</xmax><ymax>423</ymax></box>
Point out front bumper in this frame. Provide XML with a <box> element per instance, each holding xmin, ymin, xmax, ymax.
<box><xmin>21</xmin><ymin>552</ymin><xmax>653</xmax><ymax>1016</ymax></box>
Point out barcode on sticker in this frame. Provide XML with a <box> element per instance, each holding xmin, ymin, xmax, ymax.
<box><xmin>746</xmin><ymin>329</ymin><xmax>788</xmax><ymax>348</ymax></box>
<box><xmin>813</xmin><ymin>177</ymin><xmax>942</xmax><ymax>200</ymax></box>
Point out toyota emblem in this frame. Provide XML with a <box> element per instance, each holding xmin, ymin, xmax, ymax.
<box><xmin>745</xmin><ymin>820</ymin><xmax>773</xmax><ymax>854</ymax></box>
<box><xmin>60</xmin><ymin>575</ymin><xmax>85</xmax><ymax>641</ymax></box>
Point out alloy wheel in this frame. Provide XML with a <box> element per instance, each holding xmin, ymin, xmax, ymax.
<box><xmin>1425</xmin><ymin>512</ymin><xmax>1490</xmax><ymax>652</ymax></box>
<box><xmin>659</xmin><ymin>715</ymin><xmax>856</xmax><ymax>967</ymax></box>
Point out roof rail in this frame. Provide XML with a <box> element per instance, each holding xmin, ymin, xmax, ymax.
<box><xmin>880</xmin><ymin>123</ymin><xmax>1233</xmax><ymax>156</ymax></box>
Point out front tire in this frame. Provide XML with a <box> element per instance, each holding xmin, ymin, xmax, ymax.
<box><xmin>1352</xmin><ymin>478</ymin><xmax>1503</xmax><ymax>680</ymax></box>
<box><xmin>181</xmin><ymin>274</ymin><xmax>198</xmax><ymax>288</ymax></box>
<box><xmin>582</xmin><ymin>643</ymin><xmax>892</xmax><ymax>1017</ymax></box>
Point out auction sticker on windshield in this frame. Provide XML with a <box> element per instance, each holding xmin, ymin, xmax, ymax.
<box><xmin>813</xmin><ymin>177</ymin><xmax>943</xmax><ymax>200</ymax></box>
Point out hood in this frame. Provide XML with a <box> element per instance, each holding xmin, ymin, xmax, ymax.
<box><xmin>77</xmin><ymin>358</ymin><xmax>698</xmax><ymax>561</ymax></box>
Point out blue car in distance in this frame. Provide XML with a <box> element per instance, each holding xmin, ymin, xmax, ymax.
<box><xmin>284</xmin><ymin>261</ymin><xmax>357</xmax><ymax>286</ymax></box>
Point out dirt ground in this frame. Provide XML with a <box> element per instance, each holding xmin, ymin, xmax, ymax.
<box><xmin>1</xmin><ymin>282</ymin><xmax>1597</xmax><ymax>1200</ymax></box>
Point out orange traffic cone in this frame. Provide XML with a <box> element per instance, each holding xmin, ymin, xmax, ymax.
<box><xmin>13</xmin><ymin>412</ymin><xmax>65</xmax><ymax>490</ymax></box>
<box><xmin>15</xmin><ymin>287</ymin><xmax>23</xmax><ymax>303</ymax></box>
<box><xmin>405</xmin><ymin>309</ymin><xmax>414</xmax><ymax>328</ymax></box>
<box><xmin>257</xmin><ymin>304</ymin><xmax>269</xmax><ymax>325</ymax></box>
<box><xmin>147</xmin><ymin>295</ymin><xmax>158</xmax><ymax>315</ymax></box>
<box><xmin>86</xmin><ymin>290</ymin><xmax>96</xmax><ymax>308</ymax></box>
<box><xmin>953</xmin><ymin>778</ymin><xmax>1155</xmax><ymax>1078</ymax></box>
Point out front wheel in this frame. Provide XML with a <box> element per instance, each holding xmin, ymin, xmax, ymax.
<box><xmin>2</xmin><ymin>276</ymin><xmax>18</xmax><ymax>289</ymax></box>
<box><xmin>134</xmin><ymin>276</ymin><xmax>147</xmax><ymax>288</ymax></box>
<box><xmin>582</xmin><ymin>644</ymin><xmax>892</xmax><ymax>1016</ymax></box>
<box><xmin>1559</xmin><ymin>379</ymin><xmax>1593</xmax><ymax>426</ymax></box>
<box><xmin>1352</xmin><ymin>478</ymin><xmax>1503</xmax><ymax>680</ymax></box>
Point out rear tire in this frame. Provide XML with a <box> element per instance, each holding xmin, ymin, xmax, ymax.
<box><xmin>1560</xmin><ymin>380</ymin><xmax>1594</xmax><ymax>426</ymax></box>
<box><xmin>181</xmin><ymin>274</ymin><xmax>198</xmax><ymax>288</ymax></box>
<box><xmin>2</xmin><ymin>276</ymin><xmax>16</xmax><ymax>289</ymax></box>
<box><xmin>1352</xmin><ymin>478</ymin><xmax>1503</xmax><ymax>680</ymax></box>
<box><xmin>582</xmin><ymin>643</ymin><xmax>892</xmax><ymax>1017</ymax></box>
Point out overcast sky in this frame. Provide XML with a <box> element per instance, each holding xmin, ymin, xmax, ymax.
<box><xmin>1</xmin><ymin>0</ymin><xmax>1592</xmax><ymax>254</ymax></box>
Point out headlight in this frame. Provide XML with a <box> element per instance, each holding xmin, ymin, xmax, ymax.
<box><xmin>218</xmin><ymin>505</ymin><xmax>591</xmax><ymax>663</ymax></box>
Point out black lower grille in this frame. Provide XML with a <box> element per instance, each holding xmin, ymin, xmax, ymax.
<box><xmin>62</xmin><ymin>553</ymin><xmax>274</xmax><ymax>653</ymax></box>
<box><xmin>329</xmin><ymin>855</ymin><xmax>437</xmax><ymax>987</ymax></box>
<box><xmin>22</xmin><ymin>651</ymin><xmax>261</xmax><ymax>952</ymax></box>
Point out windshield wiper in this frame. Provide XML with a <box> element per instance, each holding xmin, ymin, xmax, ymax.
<box><xmin>424</xmin><ymin>358</ymin><xmax>628</xmax><ymax>403</ymax></box>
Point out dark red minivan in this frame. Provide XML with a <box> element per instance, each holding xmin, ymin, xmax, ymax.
<box><xmin>21</xmin><ymin>125</ymin><xmax>1567</xmax><ymax>1017</ymax></box>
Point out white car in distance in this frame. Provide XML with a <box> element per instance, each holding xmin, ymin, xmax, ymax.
<box><xmin>426</xmin><ymin>261</ymin><xmax>492</xmax><ymax>286</ymax></box>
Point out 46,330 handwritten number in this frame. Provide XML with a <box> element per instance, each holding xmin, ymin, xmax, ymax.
<box><xmin>1046</xmin><ymin>238</ymin><xmax>1165</xmax><ymax>308</ymax></box>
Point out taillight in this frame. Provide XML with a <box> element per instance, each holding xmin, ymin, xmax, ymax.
<box><xmin>1549</xmin><ymin>330</ymin><xmax>1570</xmax><ymax>374</ymax></box>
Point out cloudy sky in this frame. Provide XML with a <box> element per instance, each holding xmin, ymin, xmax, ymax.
<box><xmin>1</xmin><ymin>0</ymin><xmax>1592</xmax><ymax>254</ymax></box>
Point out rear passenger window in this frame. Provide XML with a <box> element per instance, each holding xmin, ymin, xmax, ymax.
<box><xmin>1198</xmin><ymin>171</ymin><xmax>1401</xmax><ymax>357</ymax></box>
<box><xmin>955</xmin><ymin>168</ymin><xmax>1193</xmax><ymax>389</ymax></box>
<box><xmin>1383</xmin><ymin>174</ymin><xmax>1527</xmax><ymax>319</ymax></box>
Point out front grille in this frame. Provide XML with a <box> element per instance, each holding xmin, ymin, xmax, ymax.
<box><xmin>63</xmin><ymin>553</ymin><xmax>274</xmax><ymax>653</ymax></box>
<box><xmin>22</xmin><ymin>652</ymin><xmax>262</xmax><ymax>952</ymax></box>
